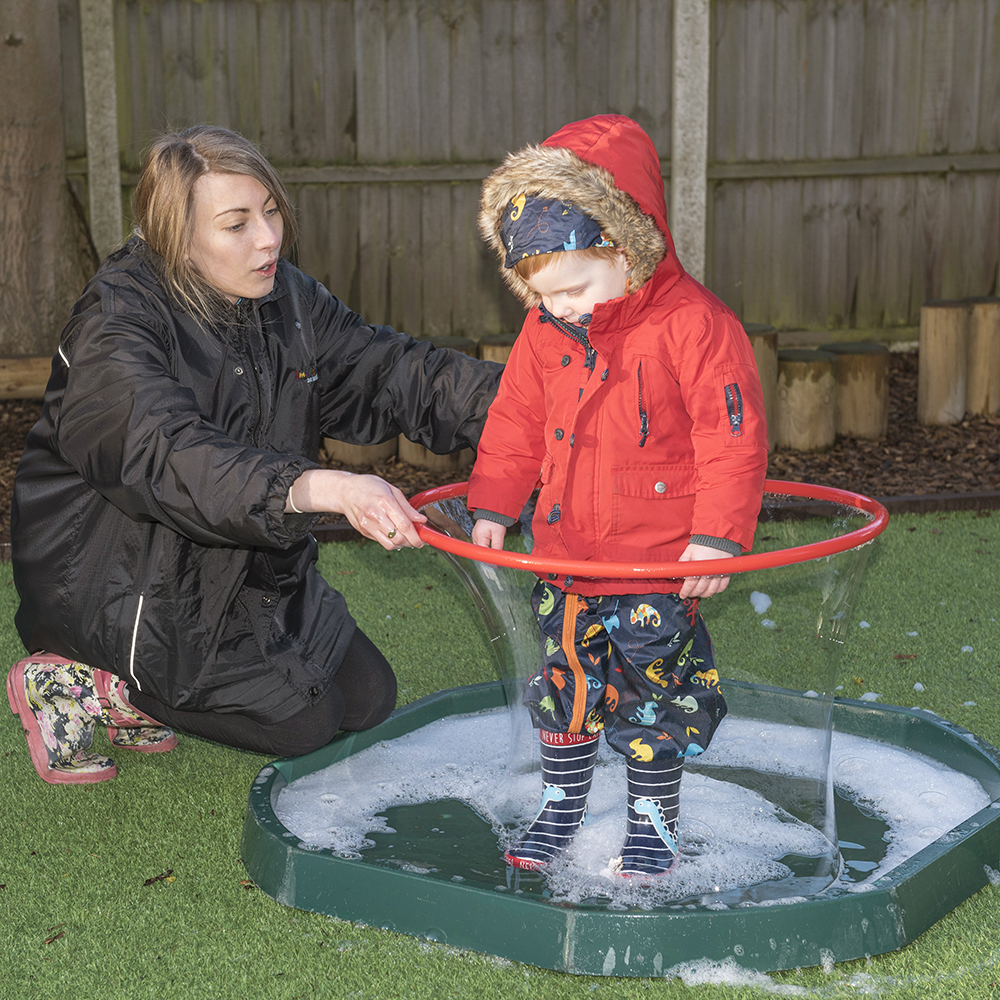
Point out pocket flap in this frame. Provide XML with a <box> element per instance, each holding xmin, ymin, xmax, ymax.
<box><xmin>612</xmin><ymin>464</ymin><xmax>697</xmax><ymax>499</ymax></box>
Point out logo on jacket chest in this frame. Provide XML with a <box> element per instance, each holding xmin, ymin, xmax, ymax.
<box><xmin>295</xmin><ymin>364</ymin><xmax>319</xmax><ymax>383</ymax></box>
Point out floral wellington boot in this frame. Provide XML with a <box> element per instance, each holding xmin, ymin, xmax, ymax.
<box><xmin>6</xmin><ymin>654</ymin><xmax>117</xmax><ymax>784</ymax></box>
<box><xmin>93</xmin><ymin>669</ymin><xmax>177</xmax><ymax>752</ymax></box>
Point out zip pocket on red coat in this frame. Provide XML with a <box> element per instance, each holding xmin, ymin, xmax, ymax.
<box><xmin>637</xmin><ymin>362</ymin><xmax>649</xmax><ymax>447</ymax></box>
<box><xmin>724</xmin><ymin>382</ymin><xmax>744</xmax><ymax>437</ymax></box>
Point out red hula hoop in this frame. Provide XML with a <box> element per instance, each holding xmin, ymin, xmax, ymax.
<box><xmin>411</xmin><ymin>479</ymin><xmax>889</xmax><ymax>581</ymax></box>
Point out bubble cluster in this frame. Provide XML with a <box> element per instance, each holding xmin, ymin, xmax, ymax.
<box><xmin>275</xmin><ymin>708</ymin><xmax>989</xmax><ymax>907</ymax></box>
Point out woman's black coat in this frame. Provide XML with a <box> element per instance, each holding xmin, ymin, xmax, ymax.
<box><xmin>12</xmin><ymin>239</ymin><xmax>501</xmax><ymax>722</ymax></box>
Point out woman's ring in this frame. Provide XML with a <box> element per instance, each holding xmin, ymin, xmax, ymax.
<box><xmin>387</xmin><ymin>528</ymin><xmax>397</xmax><ymax>539</ymax></box>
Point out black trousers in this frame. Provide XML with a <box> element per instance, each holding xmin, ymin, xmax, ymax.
<box><xmin>129</xmin><ymin>628</ymin><xmax>396</xmax><ymax>757</ymax></box>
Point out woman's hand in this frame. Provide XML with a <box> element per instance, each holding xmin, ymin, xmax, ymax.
<box><xmin>677</xmin><ymin>542</ymin><xmax>734</xmax><ymax>599</ymax></box>
<box><xmin>287</xmin><ymin>469</ymin><xmax>427</xmax><ymax>549</ymax></box>
<box><xmin>471</xmin><ymin>519</ymin><xmax>507</xmax><ymax>549</ymax></box>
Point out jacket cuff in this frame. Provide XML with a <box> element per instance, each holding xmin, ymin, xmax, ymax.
<box><xmin>688</xmin><ymin>534</ymin><xmax>742</xmax><ymax>556</ymax></box>
<box><xmin>268</xmin><ymin>460</ymin><xmax>321</xmax><ymax>540</ymax></box>
<box><xmin>473</xmin><ymin>509</ymin><xmax>518</xmax><ymax>528</ymax></box>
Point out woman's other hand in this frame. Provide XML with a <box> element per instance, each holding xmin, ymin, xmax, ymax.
<box><xmin>287</xmin><ymin>469</ymin><xmax>427</xmax><ymax>549</ymax></box>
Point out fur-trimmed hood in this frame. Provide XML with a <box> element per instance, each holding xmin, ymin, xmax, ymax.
<box><xmin>479</xmin><ymin>115</ymin><xmax>681</xmax><ymax>308</ymax></box>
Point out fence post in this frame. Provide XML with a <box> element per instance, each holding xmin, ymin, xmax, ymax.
<box><xmin>918</xmin><ymin>300</ymin><xmax>968</xmax><ymax>426</ymax></box>
<box><xmin>671</xmin><ymin>0</ymin><xmax>710</xmax><ymax>283</ymax></box>
<box><xmin>964</xmin><ymin>297</ymin><xmax>1000</xmax><ymax>418</ymax></box>
<box><xmin>79</xmin><ymin>0</ymin><xmax>122</xmax><ymax>260</ymax></box>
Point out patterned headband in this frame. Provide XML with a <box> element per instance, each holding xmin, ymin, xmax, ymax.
<box><xmin>500</xmin><ymin>194</ymin><xmax>615</xmax><ymax>268</ymax></box>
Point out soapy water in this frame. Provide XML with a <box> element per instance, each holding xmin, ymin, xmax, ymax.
<box><xmin>275</xmin><ymin>707</ymin><xmax>988</xmax><ymax>911</ymax></box>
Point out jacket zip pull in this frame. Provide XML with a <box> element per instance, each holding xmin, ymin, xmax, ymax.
<box><xmin>247</xmin><ymin>312</ymin><xmax>269</xmax><ymax>445</ymax></box>
<box><xmin>637</xmin><ymin>362</ymin><xmax>648</xmax><ymax>447</ymax></box>
<box><xmin>724</xmin><ymin>382</ymin><xmax>744</xmax><ymax>437</ymax></box>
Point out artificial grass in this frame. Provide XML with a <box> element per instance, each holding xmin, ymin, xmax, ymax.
<box><xmin>0</xmin><ymin>511</ymin><xmax>998</xmax><ymax>999</ymax></box>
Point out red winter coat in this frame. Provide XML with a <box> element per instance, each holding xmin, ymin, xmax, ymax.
<box><xmin>467</xmin><ymin>115</ymin><xmax>768</xmax><ymax>596</ymax></box>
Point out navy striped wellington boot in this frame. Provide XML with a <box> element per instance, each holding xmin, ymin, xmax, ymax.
<box><xmin>611</xmin><ymin>757</ymin><xmax>684</xmax><ymax>877</ymax></box>
<box><xmin>505</xmin><ymin>731</ymin><xmax>599</xmax><ymax>870</ymax></box>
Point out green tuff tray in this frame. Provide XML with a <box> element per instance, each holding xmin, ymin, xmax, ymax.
<box><xmin>241</xmin><ymin>681</ymin><xmax>1000</xmax><ymax>976</ymax></box>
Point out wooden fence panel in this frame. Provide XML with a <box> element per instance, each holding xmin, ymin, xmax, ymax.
<box><xmin>861</xmin><ymin>0</ymin><xmax>924</xmax><ymax>158</ymax></box>
<box><xmin>421</xmin><ymin>183</ymin><xmax>454</xmax><ymax>336</ymax></box>
<box><xmin>770</xmin><ymin>179</ymin><xmax>804</xmax><ymax>329</ymax></box>
<box><xmin>740</xmin><ymin>180</ymin><xmax>773</xmax><ymax>321</ymax></box>
<box><xmin>510</xmin><ymin>0</ymin><xmax>546</xmax><ymax>149</ymax></box>
<box><xmin>59</xmin><ymin>0</ymin><xmax>88</xmax><ymax>159</ymax></box>
<box><xmin>386</xmin><ymin>0</ymin><xmax>420</xmax><ymax>163</ymax></box>
<box><xmin>543</xmin><ymin>0</ymin><xmax>576</xmax><ymax>134</ymax></box>
<box><xmin>228</xmin><ymin>1</ymin><xmax>263</xmax><ymax>145</ymax></box>
<box><xmin>980</xmin><ymin>0</ymin><xmax>1000</xmax><ymax>150</ymax></box>
<box><xmin>451</xmin><ymin>1</ymin><xmax>484</xmax><ymax>162</ymax></box>
<box><xmin>969</xmin><ymin>175</ymin><xmax>1000</xmax><ymax>296</ymax></box>
<box><xmin>772</xmin><ymin>1</ymin><xmax>805</xmax><ymax>162</ymax></box>
<box><xmin>481</xmin><ymin>0</ymin><xmax>515</xmax><ymax>158</ymax></box>
<box><xmin>355</xmin><ymin>0</ymin><xmax>390</xmax><ymax>163</ymax></box>
<box><xmin>388</xmin><ymin>184</ymin><xmax>424</xmax><ymax>334</ymax></box>
<box><xmin>855</xmin><ymin>175</ymin><xmax>916</xmax><ymax>328</ymax></box>
<box><xmin>709</xmin><ymin>181</ymin><xmax>743</xmax><ymax>316</ymax></box>
<box><xmin>59</xmin><ymin>0</ymin><xmax>1000</xmax><ymax>339</ymax></box>
<box><xmin>948</xmin><ymin>0</ymin><xmax>985</xmax><ymax>154</ymax></box>
<box><xmin>636</xmin><ymin>0</ymin><xmax>671</xmax><ymax>148</ymax></box>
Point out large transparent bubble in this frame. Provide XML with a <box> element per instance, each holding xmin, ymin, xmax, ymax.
<box><xmin>407</xmin><ymin>480</ymin><xmax>888</xmax><ymax>905</ymax></box>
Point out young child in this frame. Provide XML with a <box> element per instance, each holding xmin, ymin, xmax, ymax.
<box><xmin>468</xmin><ymin>115</ymin><xmax>768</xmax><ymax>877</ymax></box>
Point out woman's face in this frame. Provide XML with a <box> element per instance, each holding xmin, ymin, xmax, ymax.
<box><xmin>187</xmin><ymin>171</ymin><xmax>284</xmax><ymax>303</ymax></box>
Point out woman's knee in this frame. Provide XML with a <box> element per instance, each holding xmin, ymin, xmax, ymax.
<box><xmin>335</xmin><ymin>628</ymin><xmax>397</xmax><ymax>732</ymax></box>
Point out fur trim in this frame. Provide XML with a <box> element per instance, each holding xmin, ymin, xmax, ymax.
<box><xmin>479</xmin><ymin>144</ymin><xmax>667</xmax><ymax>308</ymax></box>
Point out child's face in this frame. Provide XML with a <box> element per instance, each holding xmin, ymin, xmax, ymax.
<box><xmin>525</xmin><ymin>251</ymin><xmax>629</xmax><ymax>325</ymax></box>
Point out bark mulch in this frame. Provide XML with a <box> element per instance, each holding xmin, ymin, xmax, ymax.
<box><xmin>1</xmin><ymin>351</ymin><xmax>997</xmax><ymax>545</ymax></box>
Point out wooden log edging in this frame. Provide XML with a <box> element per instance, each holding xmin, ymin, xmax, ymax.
<box><xmin>918</xmin><ymin>300</ymin><xmax>969</xmax><ymax>425</ymax></box>
<box><xmin>743</xmin><ymin>322</ymin><xmax>777</xmax><ymax>450</ymax></box>
<box><xmin>819</xmin><ymin>341</ymin><xmax>890</xmax><ymax>440</ymax></box>
<box><xmin>775</xmin><ymin>349</ymin><xmax>838</xmax><ymax>451</ymax></box>
<box><xmin>965</xmin><ymin>297</ymin><xmax>1000</xmax><ymax>418</ymax></box>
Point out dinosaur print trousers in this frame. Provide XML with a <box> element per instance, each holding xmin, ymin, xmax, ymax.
<box><xmin>525</xmin><ymin>582</ymin><xmax>727</xmax><ymax>762</ymax></box>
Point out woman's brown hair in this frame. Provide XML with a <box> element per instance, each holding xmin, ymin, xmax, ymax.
<box><xmin>133</xmin><ymin>125</ymin><xmax>298</xmax><ymax>324</ymax></box>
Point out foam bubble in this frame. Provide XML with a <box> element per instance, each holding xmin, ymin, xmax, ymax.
<box><xmin>750</xmin><ymin>592</ymin><xmax>772</xmax><ymax>615</ymax></box>
<box><xmin>665</xmin><ymin>957</ymin><xmax>808</xmax><ymax>994</ymax></box>
<box><xmin>276</xmin><ymin>706</ymin><xmax>989</xmax><ymax>911</ymax></box>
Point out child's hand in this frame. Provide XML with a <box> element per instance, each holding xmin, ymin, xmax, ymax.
<box><xmin>471</xmin><ymin>520</ymin><xmax>507</xmax><ymax>549</ymax></box>
<box><xmin>678</xmin><ymin>543</ymin><xmax>734</xmax><ymax>599</ymax></box>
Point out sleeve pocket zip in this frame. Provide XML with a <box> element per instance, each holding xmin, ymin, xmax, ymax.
<box><xmin>724</xmin><ymin>382</ymin><xmax>744</xmax><ymax>437</ymax></box>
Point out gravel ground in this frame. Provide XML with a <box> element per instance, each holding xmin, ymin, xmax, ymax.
<box><xmin>1</xmin><ymin>351</ymin><xmax>997</xmax><ymax>543</ymax></box>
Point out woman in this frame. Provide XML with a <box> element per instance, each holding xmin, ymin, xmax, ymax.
<box><xmin>6</xmin><ymin>125</ymin><xmax>501</xmax><ymax>784</ymax></box>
